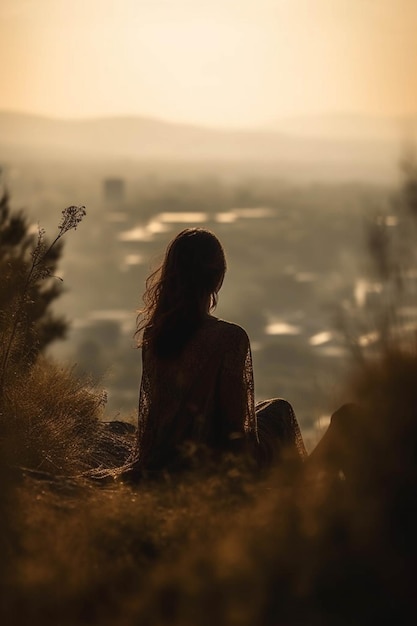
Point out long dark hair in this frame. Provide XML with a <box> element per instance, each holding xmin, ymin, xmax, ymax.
<box><xmin>136</xmin><ymin>228</ymin><xmax>226</xmax><ymax>357</ymax></box>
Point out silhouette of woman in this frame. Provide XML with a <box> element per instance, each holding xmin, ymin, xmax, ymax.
<box><xmin>133</xmin><ymin>228</ymin><xmax>308</xmax><ymax>475</ymax></box>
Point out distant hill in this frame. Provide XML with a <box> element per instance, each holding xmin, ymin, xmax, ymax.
<box><xmin>0</xmin><ymin>110</ymin><xmax>408</xmax><ymax>181</ymax></box>
<box><xmin>267</xmin><ymin>112</ymin><xmax>417</xmax><ymax>142</ymax></box>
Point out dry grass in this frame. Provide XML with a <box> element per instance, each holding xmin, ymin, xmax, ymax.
<box><xmin>0</xmin><ymin>358</ymin><xmax>135</xmax><ymax>475</ymax></box>
<box><xmin>1</xmin><ymin>347</ymin><xmax>417</xmax><ymax>625</ymax></box>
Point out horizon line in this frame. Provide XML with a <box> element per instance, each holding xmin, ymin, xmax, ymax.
<box><xmin>1</xmin><ymin>108</ymin><xmax>417</xmax><ymax>131</ymax></box>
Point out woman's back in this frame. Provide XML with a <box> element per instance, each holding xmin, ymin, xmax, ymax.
<box><xmin>138</xmin><ymin>316</ymin><xmax>257</xmax><ymax>471</ymax></box>
<box><xmin>134</xmin><ymin>228</ymin><xmax>306</xmax><ymax>475</ymax></box>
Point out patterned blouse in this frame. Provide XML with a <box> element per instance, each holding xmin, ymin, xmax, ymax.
<box><xmin>137</xmin><ymin>316</ymin><xmax>257</xmax><ymax>471</ymax></box>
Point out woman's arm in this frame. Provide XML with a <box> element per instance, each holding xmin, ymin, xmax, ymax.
<box><xmin>217</xmin><ymin>325</ymin><xmax>257</xmax><ymax>452</ymax></box>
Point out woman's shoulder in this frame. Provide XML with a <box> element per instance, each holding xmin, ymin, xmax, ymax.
<box><xmin>205</xmin><ymin>316</ymin><xmax>250</xmax><ymax>344</ymax></box>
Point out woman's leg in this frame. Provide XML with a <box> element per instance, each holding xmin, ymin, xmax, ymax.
<box><xmin>255</xmin><ymin>398</ymin><xmax>307</xmax><ymax>470</ymax></box>
<box><xmin>307</xmin><ymin>403</ymin><xmax>364</xmax><ymax>481</ymax></box>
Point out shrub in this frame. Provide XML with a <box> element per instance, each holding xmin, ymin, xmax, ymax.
<box><xmin>0</xmin><ymin>198</ymin><xmax>85</xmax><ymax>392</ymax></box>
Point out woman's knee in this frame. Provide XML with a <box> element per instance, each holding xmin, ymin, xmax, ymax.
<box><xmin>256</xmin><ymin>398</ymin><xmax>294</xmax><ymax>415</ymax></box>
<box><xmin>330</xmin><ymin>403</ymin><xmax>364</xmax><ymax>438</ymax></box>
<box><xmin>256</xmin><ymin>398</ymin><xmax>296</xmax><ymax>442</ymax></box>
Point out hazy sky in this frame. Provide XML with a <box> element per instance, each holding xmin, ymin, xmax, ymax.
<box><xmin>1</xmin><ymin>0</ymin><xmax>416</xmax><ymax>127</ymax></box>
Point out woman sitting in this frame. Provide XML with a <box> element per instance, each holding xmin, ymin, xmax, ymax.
<box><xmin>133</xmin><ymin>228</ymin><xmax>307</xmax><ymax>476</ymax></box>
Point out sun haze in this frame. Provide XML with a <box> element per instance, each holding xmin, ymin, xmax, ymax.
<box><xmin>1</xmin><ymin>0</ymin><xmax>416</xmax><ymax>127</ymax></box>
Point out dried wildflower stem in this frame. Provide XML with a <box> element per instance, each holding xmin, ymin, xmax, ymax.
<box><xmin>0</xmin><ymin>205</ymin><xmax>86</xmax><ymax>396</ymax></box>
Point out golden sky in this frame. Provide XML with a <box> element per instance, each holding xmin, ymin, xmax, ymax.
<box><xmin>1</xmin><ymin>0</ymin><xmax>416</xmax><ymax>127</ymax></box>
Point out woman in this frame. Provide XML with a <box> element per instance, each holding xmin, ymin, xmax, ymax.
<box><xmin>133</xmin><ymin>227</ymin><xmax>307</xmax><ymax>475</ymax></box>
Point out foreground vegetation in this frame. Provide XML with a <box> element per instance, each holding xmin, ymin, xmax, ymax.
<box><xmin>1</xmin><ymin>346</ymin><xmax>417</xmax><ymax>625</ymax></box>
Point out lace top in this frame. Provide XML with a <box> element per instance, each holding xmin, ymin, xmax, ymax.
<box><xmin>137</xmin><ymin>316</ymin><xmax>257</xmax><ymax>471</ymax></box>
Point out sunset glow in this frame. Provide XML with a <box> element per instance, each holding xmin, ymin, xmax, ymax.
<box><xmin>1</xmin><ymin>0</ymin><xmax>416</xmax><ymax>127</ymax></box>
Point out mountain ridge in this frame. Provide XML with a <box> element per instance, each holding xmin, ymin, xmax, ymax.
<box><xmin>0</xmin><ymin>110</ymin><xmax>404</xmax><ymax>180</ymax></box>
